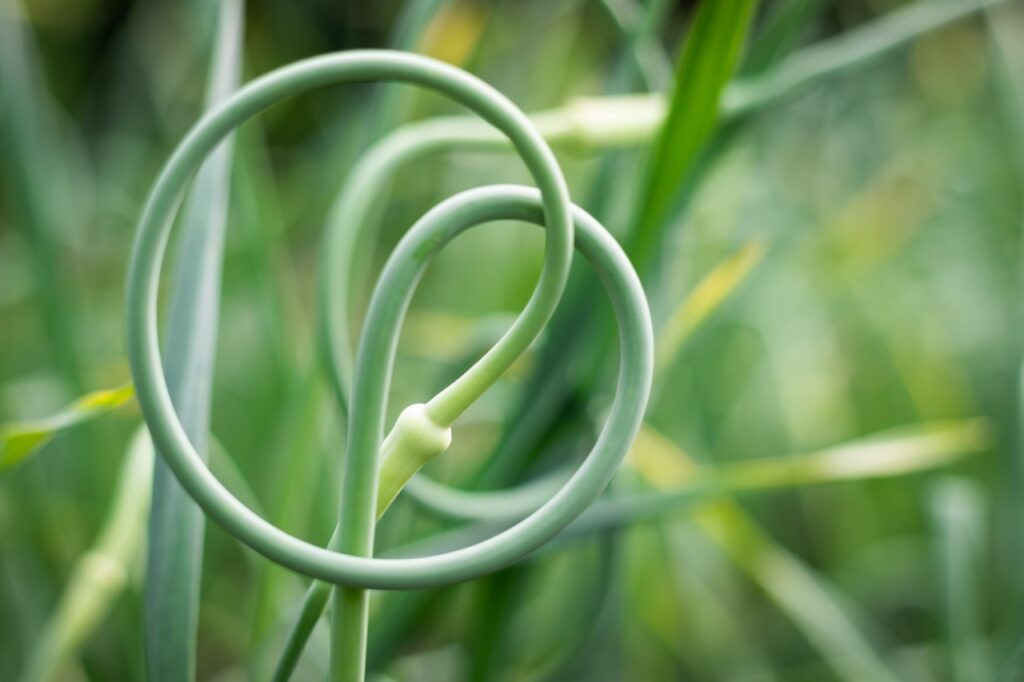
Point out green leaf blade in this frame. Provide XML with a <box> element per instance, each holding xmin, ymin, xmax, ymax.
<box><xmin>0</xmin><ymin>384</ymin><xmax>135</xmax><ymax>473</ymax></box>
<box><xmin>143</xmin><ymin>2</ymin><xmax>244</xmax><ymax>681</ymax></box>
<box><xmin>629</xmin><ymin>0</ymin><xmax>758</xmax><ymax>270</ymax></box>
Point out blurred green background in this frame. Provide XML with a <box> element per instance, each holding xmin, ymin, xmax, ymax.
<box><xmin>2</xmin><ymin>0</ymin><xmax>1023</xmax><ymax>680</ymax></box>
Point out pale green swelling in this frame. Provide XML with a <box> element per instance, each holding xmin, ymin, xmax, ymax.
<box><xmin>126</xmin><ymin>51</ymin><xmax>652</xmax><ymax>682</ymax></box>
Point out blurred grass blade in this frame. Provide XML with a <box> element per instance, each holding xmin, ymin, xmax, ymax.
<box><xmin>586</xmin><ymin>418</ymin><xmax>992</xmax><ymax>529</ymax></box>
<box><xmin>986</xmin><ymin>15</ymin><xmax>1024</xmax><ymax>674</ymax></box>
<box><xmin>626</xmin><ymin>417</ymin><xmax>987</xmax><ymax>491</ymax></box>
<box><xmin>597</xmin><ymin>0</ymin><xmax>674</xmax><ymax>89</ymax></box>
<box><xmin>0</xmin><ymin>384</ymin><xmax>134</xmax><ymax>472</ymax></box>
<box><xmin>697</xmin><ymin>504</ymin><xmax>902</xmax><ymax>682</ymax></box>
<box><xmin>632</xmin><ymin>429</ymin><xmax>904</xmax><ymax>682</ymax></box>
<box><xmin>361</xmin><ymin>0</ymin><xmax>449</xmax><ymax>141</ymax></box>
<box><xmin>931</xmin><ymin>478</ymin><xmax>989</xmax><ymax>682</ymax></box>
<box><xmin>19</xmin><ymin>427</ymin><xmax>153</xmax><ymax>682</ymax></box>
<box><xmin>725</xmin><ymin>0</ymin><xmax>1011</xmax><ymax>114</ymax></box>
<box><xmin>0</xmin><ymin>0</ymin><xmax>85</xmax><ymax>388</ymax></box>
<box><xmin>1003</xmin><ymin>364</ymin><xmax>1024</xmax><ymax>681</ymax></box>
<box><xmin>986</xmin><ymin>1</ymin><xmax>1024</xmax><ymax>169</ymax></box>
<box><xmin>654</xmin><ymin>240</ymin><xmax>765</xmax><ymax>371</ymax></box>
<box><xmin>208</xmin><ymin>436</ymin><xmax>266</xmax><ymax>518</ymax></box>
<box><xmin>741</xmin><ymin>0</ymin><xmax>826</xmax><ymax>75</ymax></box>
<box><xmin>144</xmin><ymin>2</ymin><xmax>243</xmax><ymax>681</ymax></box>
<box><xmin>628</xmin><ymin>0</ymin><xmax>757</xmax><ymax>270</ymax></box>
<box><xmin>702</xmin><ymin>418</ymin><xmax>992</xmax><ymax>490</ymax></box>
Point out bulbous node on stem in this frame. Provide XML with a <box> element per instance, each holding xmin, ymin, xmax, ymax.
<box><xmin>375</xmin><ymin>403</ymin><xmax>452</xmax><ymax>517</ymax></box>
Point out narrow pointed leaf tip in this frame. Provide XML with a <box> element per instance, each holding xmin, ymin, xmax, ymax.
<box><xmin>0</xmin><ymin>383</ymin><xmax>135</xmax><ymax>472</ymax></box>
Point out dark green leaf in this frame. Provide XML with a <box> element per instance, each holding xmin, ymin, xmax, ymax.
<box><xmin>628</xmin><ymin>0</ymin><xmax>758</xmax><ymax>270</ymax></box>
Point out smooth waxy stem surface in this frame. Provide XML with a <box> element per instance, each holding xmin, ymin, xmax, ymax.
<box><xmin>125</xmin><ymin>50</ymin><xmax>652</xmax><ymax>682</ymax></box>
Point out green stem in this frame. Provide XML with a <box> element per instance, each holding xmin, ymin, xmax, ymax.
<box><xmin>127</xmin><ymin>52</ymin><xmax>653</xmax><ymax>682</ymax></box>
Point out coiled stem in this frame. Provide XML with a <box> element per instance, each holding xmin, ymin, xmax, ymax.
<box><xmin>126</xmin><ymin>51</ymin><xmax>652</xmax><ymax>681</ymax></box>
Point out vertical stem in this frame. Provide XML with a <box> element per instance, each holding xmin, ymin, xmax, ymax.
<box><xmin>332</xmin><ymin>588</ymin><xmax>371</xmax><ymax>682</ymax></box>
<box><xmin>330</xmin><ymin>480</ymin><xmax>376</xmax><ymax>682</ymax></box>
<box><xmin>330</xmin><ymin>499</ymin><xmax>374</xmax><ymax>682</ymax></box>
<box><xmin>329</xmin><ymin>319</ymin><xmax>392</xmax><ymax>681</ymax></box>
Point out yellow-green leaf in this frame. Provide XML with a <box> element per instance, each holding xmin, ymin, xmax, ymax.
<box><xmin>627</xmin><ymin>418</ymin><xmax>992</xmax><ymax>493</ymax></box>
<box><xmin>655</xmin><ymin>240</ymin><xmax>765</xmax><ymax>371</ymax></box>
<box><xmin>0</xmin><ymin>383</ymin><xmax>135</xmax><ymax>472</ymax></box>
